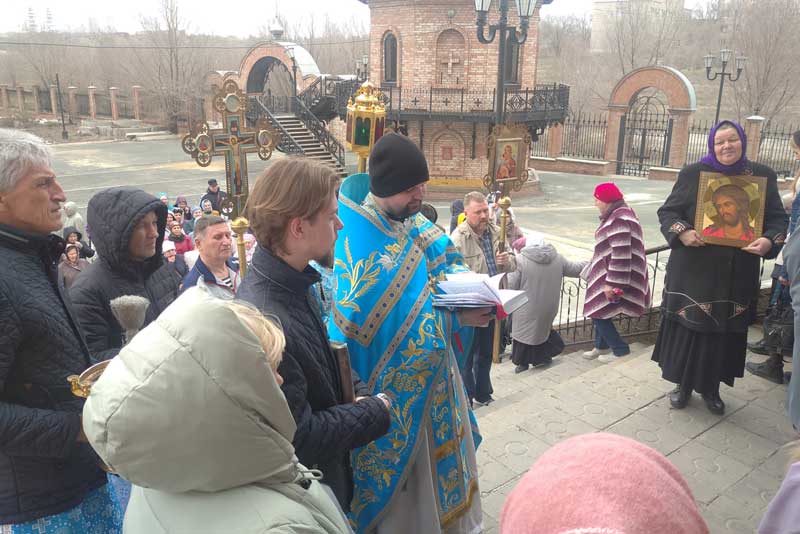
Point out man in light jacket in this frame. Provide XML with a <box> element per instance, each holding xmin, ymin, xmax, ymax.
<box><xmin>451</xmin><ymin>191</ymin><xmax>516</xmax><ymax>407</ymax></box>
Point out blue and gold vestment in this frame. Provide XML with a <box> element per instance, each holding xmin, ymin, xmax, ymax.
<box><xmin>330</xmin><ymin>173</ymin><xmax>481</xmax><ymax>533</ymax></box>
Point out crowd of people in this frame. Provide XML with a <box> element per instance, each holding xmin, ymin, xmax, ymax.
<box><xmin>0</xmin><ymin>123</ymin><xmax>799</xmax><ymax>534</ymax></box>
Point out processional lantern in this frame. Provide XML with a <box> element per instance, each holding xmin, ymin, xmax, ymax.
<box><xmin>345</xmin><ymin>81</ymin><xmax>387</xmax><ymax>173</ymax></box>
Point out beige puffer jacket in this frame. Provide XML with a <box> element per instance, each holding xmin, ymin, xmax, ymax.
<box><xmin>82</xmin><ymin>287</ymin><xmax>352</xmax><ymax>534</ymax></box>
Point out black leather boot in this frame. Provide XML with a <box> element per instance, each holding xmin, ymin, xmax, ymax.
<box><xmin>669</xmin><ymin>385</ymin><xmax>690</xmax><ymax>409</ymax></box>
<box><xmin>747</xmin><ymin>338</ymin><xmax>769</xmax><ymax>356</ymax></box>
<box><xmin>702</xmin><ymin>390</ymin><xmax>725</xmax><ymax>415</ymax></box>
<box><xmin>745</xmin><ymin>354</ymin><xmax>785</xmax><ymax>385</ymax></box>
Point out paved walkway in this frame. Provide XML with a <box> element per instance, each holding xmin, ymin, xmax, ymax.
<box><xmin>475</xmin><ymin>338</ymin><xmax>797</xmax><ymax>534</ymax></box>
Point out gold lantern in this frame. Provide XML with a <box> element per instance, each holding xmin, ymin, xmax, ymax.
<box><xmin>345</xmin><ymin>81</ymin><xmax>387</xmax><ymax>173</ymax></box>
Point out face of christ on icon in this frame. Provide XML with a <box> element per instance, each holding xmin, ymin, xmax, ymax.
<box><xmin>701</xmin><ymin>184</ymin><xmax>754</xmax><ymax>242</ymax></box>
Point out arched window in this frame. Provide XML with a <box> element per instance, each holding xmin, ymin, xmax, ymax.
<box><xmin>384</xmin><ymin>33</ymin><xmax>398</xmax><ymax>84</ymax></box>
<box><xmin>504</xmin><ymin>34</ymin><xmax>520</xmax><ymax>85</ymax></box>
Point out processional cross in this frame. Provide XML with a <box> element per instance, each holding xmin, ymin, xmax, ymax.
<box><xmin>181</xmin><ymin>79</ymin><xmax>279</xmax><ymax>219</ymax></box>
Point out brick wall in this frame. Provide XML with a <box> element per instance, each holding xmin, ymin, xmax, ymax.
<box><xmin>368</xmin><ymin>0</ymin><xmax>542</xmax><ymax>92</ymax></box>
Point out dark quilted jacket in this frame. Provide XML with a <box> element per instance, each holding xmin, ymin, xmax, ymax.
<box><xmin>70</xmin><ymin>187</ymin><xmax>180</xmax><ymax>361</ymax></box>
<box><xmin>237</xmin><ymin>245</ymin><xmax>391</xmax><ymax>511</ymax></box>
<box><xmin>0</xmin><ymin>224</ymin><xmax>106</xmax><ymax>524</ymax></box>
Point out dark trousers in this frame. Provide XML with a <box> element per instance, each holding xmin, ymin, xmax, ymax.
<box><xmin>593</xmin><ymin>318</ymin><xmax>630</xmax><ymax>356</ymax></box>
<box><xmin>463</xmin><ymin>320</ymin><xmax>495</xmax><ymax>402</ymax></box>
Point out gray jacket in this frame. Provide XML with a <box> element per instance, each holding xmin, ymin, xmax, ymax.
<box><xmin>507</xmin><ymin>244</ymin><xmax>587</xmax><ymax>346</ymax></box>
<box><xmin>783</xmin><ymin>231</ymin><xmax>800</xmax><ymax>430</ymax></box>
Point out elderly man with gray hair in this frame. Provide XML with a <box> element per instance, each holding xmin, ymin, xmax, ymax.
<box><xmin>0</xmin><ymin>129</ymin><xmax>122</xmax><ymax>531</ymax></box>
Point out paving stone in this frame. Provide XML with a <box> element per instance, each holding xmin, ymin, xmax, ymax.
<box><xmin>546</xmin><ymin>385</ymin><xmax>631</xmax><ymax>429</ymax></box>
<box><xmin>482</xmin><ymin>514</ymin><xmax>498</xmax><ymax>534</ymax></box>
<box><xmin>533</xmin><ymin>358</ymin><xmax>592</xmax><ymax>384</ymax></box>
<box><xmin>703</xmin><ymin>496</ymin><xmax>763</xmax><ymax>534</ymax></box>
<box><xmin>588</xmin><ymin>373</ymin><xmax>666</xmax><ymax>411</ymax></box>
<box><xmin>723</xmin><ymin>374</ymin><xmax>780</xmax><ymax>403</ymax></box>
<box><xmin>723</xmin><ymin>468</ymin><xmax>783</xmax><ymax>516</ymax></box>
<box><xmin>752</xmin><ymin>385</ymin><xmax>790</xmax><ymax>416</ymax></box>
<box><xmin>477</xmin><ymin>451</ymin><xmax>518</xmax><ymax>493</ymax></box>
<box><xmin>638</xmin><ymin>396</ymin><xmax>741</xmax><ymax>439</ymax></box>
<box><xmin>726</xmin><ymin>404</ymin><xmax>798</xmax><ymax>445</ymax></box>
<box><xmin>482</xmin><ymin>427</ymin><xmax>551</xmax><ymax>476</ymax></box>
<box><xmin>696</xmin><ymin>421</ymin><xmax>781</xmax><ymax>467</ymax></box>
<box><xmin>667</xmin><ymin>440</ymin><xmax>753</xmax><ymax>504</ymax></box>
<box><xmin>606</xmin><ymin>412</ymin><xmax>689</xmax><ymax>455</ymax></box>
<box><xmin>757</xmin><ymin>447</ymin><xmax>795</xmax><ymax>479</ymax></box>
<box><xmin>480</xmin><ymin>475</ymin><xmax>521</xmax><ymax>522</ymax></box>
<box><xmin>517</xmin><ymin>405</ymin><xmax>599</xmax><ymax>445</ymax></box>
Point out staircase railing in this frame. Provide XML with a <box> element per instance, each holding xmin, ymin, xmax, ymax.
<box><xmin>247</xmin><ymin>96</ymin><xmax>305</xmax><ymax>156</ymax></box>
<box><xmin>293</xmin><ymin>96</ymin><xmax>346</xmax><ymax>168</ymax></box>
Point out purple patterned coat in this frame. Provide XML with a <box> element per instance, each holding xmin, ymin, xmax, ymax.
<box><xmin>583</xmin><ymin>202</ymin><xmax>650</xmax><ymax>319</ymax></box>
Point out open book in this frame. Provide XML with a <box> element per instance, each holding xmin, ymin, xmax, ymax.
<box><xmin>433</xmin><ymin>272</ymin><xmax>528</xmax><ymax>319</ymax></box>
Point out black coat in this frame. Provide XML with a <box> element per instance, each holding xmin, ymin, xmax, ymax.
<box><xmin>200</xmin><ymin>188</ymin><xmax>229</xmax><ymax>213</ymax></box>
<box><xmin>0</xmin><ymin>224</ymin><xmax>106</xmax><ymax>524</ymax></box>
<box><xmin>657</xmin><ymin>162</ymin><xmax>788</xmax><ymax>334</ymax></box>
<box><xmin>236</xmin><ymin>246</ymin><xmax>390</xmax><ymax>511</ymax></box>
<box><xmin>62</xmin><ymin>226</ymin><xmax>95</xmax><ymax>259</ymax></box>
<box><xmin>70</xmin><ymin>187</ymin><xmax>180</xmax><ymax>361</ymax></box>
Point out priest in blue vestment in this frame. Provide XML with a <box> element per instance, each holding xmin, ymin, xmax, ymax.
<box><xmin>330</xmin><ymin>134</ymin><xmax>493</xmax><ymax>534</ymax></box>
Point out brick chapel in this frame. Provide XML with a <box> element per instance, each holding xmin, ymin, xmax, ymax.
<box><xmin>360</xmin><ymin>0</ymin><xmax>556</xmax><ymax>186</ymax></box>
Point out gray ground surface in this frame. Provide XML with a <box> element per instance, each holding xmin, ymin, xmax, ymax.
<box><xmin>50</xmin><ymin>139</ymin><xmax>796</xmax><ymax>533</ymax></box>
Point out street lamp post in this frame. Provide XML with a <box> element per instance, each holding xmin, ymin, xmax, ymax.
<box><xmin>286</xmin><ymin>46</ymin><xmax>298</xmax><ymax>113</ymax></box>
<box><xmin>475</xmin><ymin>0</ymin><xmax>536</xmax><ymax>125</ymax></box>
<box><xmin>704</xmin><ymin>48</ymin><xmax>747</xmax><ymax>125</ymax></box>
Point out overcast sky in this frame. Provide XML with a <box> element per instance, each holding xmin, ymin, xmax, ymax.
<box><xmin>2</xmin><ymin>0</ymin><xmax>702</xmax><ymax>37</ymax></box>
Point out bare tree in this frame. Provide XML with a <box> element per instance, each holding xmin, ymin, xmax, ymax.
<box><xmin>605</xmin><ymin>0</ymin><xmax>686</xmax><ymax>75</ymax></box>
<box><xmin>727</xmin><ymin>0</ymin><xmax>800</xmax><ymax>121</ymax></box>
<box><xmin>137</xmin><ymin>0</ymin><xmax>213</xmax><ymax>132</ymax></box>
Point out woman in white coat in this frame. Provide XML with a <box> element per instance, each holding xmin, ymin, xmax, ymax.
<box><xmin>508</xmin><ymin>235</ymin><xmax>587</xmax><ymax>373</ymax></box>
<box><xmin>82</xmin><ymin>287</ymin><xmax>353</xmax><ymax>534</ymax></box>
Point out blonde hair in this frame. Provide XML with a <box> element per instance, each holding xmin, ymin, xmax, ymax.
<box><xmin>224</xmin><ymin>301</ymin><xmax>285</xmax><ymax>370</ymax></box>
<box><xmin>246</xmin><ymin>158</ymin><xmax>339</xmax><ymax>254</ymax></box>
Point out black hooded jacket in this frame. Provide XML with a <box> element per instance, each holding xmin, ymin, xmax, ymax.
<box><xmin>70</xmin><ymin>187</ymin><xmax>180</xmax><ymax>361</ymax></box>
<box><xmin>61</xmin><ymin>226</ymin><xmax>95</xmax><ymax>259</ymax></box>
<box><xmin>0</xmin><ymin>224</ymin><xmax>106</xmax><ymax>524</ymax></box>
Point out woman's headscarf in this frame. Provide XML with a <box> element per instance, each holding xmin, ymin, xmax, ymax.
<box><xmin>700</xmin><ymin>120</ymin><xmax>749</xmax><ymax>175</ymax></box>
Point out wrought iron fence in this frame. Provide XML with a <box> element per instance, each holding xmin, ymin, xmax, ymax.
<box><xmin>758</xmin><ymin>123</ymin><xmax>800</xmax><ymax>179</ymax></box>
<box><xmin>554</xmin><ymin>245</ymin><xmax>774</xmax><ymax>346</ymax></box>
<box><xmin>334</xmin><ymin>82</ymin><xmax>569</xmax><ymax>124</ymax></box>
<box><xmin>261</xmin><ymin>94</ymin><xmax>293</xmax><ymax>115</ymax></box>
<box><xmin>117</xmin><ymin>95</ymin><xmax>135</xmax><ymax>119</ymax></box>
<box><xmin>561</xmin><ymin>112</ymin><xmax>607</xmax><ymax>160</ymax></box>
<box><xmin>247</xmin><ymin>96</ymin><xmax>304</xmax><ymax>156</ymax></box>
<box><xmin>687</xmin><ymin>120</ymin><xmax>713</xmax><ymax>165</ymax></box>
<box><xmin>95</xmin><ymin>93</ymin><xmax>112</xmax><ymax>117</ymax></box>
<box><xmin>38</xmin><ymin>87</ymin><xmax>52</xmax><ymax>113</ymax></box>
<box><xmin>530</xmin><ymin>128</ymin><xmax>550</xmax><ymax>157</ymax></box>
<box><xmin>554</xmin><ymin>245</ymin><xmax>670</xmax><ymax>346</ymax></box>
<box><xmin>293</xmin><ymin>97</ymin><xmax>346</xmax><ymax>167</ymax></box>
<box><xmin>76</xmin><ymin>93</ymin><xmax>90</xmax><ymax>116</ymax></box>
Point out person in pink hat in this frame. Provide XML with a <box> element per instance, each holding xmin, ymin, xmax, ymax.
<box><xmin>500</xmin><ymin>433</ymin><xmax>709</xmax><ymax>534</ymax></box>
<box><xmin>582</xmin><ymin>182</ymin><xmax>650</xmax><ymax>364</ymax></box>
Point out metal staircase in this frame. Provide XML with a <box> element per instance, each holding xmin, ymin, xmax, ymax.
<box><xmin>273</xmin><ymin>113</ymin><xmax>347</xmax><ymax>177</ymax></box>
<box><xmin>247</xmin><ymin>95</ymin><xmax>347</xmax><ymax>178</ymax></box>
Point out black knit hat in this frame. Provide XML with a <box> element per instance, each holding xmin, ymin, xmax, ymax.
<box><xmin>369</xmin><ymin>133</ymin><xmax>429</xmax><ymax>198</ymax></box>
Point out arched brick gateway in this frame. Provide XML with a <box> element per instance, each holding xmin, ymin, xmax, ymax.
<box><xmin>604</xmin><ymin>66</ymin><xmax>697</xmax><ymax>170</ymax></box>
<box><xmin>237</xmin><ymin>42</ymin><xmax>321</xmax><ymax>96</ymax></box>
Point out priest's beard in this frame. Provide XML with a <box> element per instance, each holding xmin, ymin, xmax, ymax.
<box><xmin>386</xmin><ymin>200</ymin><xmax>423</xmax><ymax>221</ymax></box>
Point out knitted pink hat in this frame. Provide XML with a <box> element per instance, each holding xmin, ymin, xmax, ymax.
<box><xmin>594</xmin><ymin>182</ymin><xmax>624</xmax><ymax>203</ymax></box>
<box><xmin>500</xmin><ymin>433</ymin><xmax>708</xmax><ymax>534</ymax></box>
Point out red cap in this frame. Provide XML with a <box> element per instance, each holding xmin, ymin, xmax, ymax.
<box><xmin>594</xmin><ymin>182</ymin><xmax>623</xmax><ymax>203</ymax></box>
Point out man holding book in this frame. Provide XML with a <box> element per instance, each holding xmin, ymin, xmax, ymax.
<box><xmin>236</xmin><ymin>157</ymin><xmax>391</xmax><ymax>513</ymax></box>
<box><xmin>451</xmin><ymin>191</ymin><xmax>517</xmax><ymax>407</ymax></box>
<box><xmin>330</xmin><ymin>133</ymin><xmax>492</xmax><ymax>534</ymax></box>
